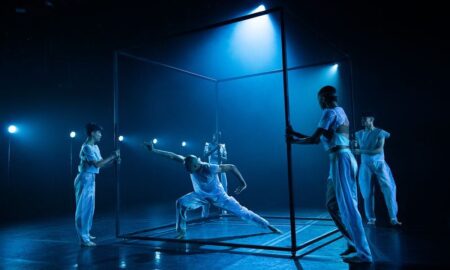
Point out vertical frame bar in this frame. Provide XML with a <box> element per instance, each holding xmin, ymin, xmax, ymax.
<box><xmin>279</xmin><ymin>9</ymin><xmax>298</xmax><ymax>257</ymax></box>
<box><xmin>70</xmin><ymin>139</ymin><xmax>73</xmax><ymax>179</ymax></box>
<box><xmin>113</xmin><ymin>51</ymin><xmax>121</xmax><ymax>237</ymax></box>
<box><xmin>215</xmin><ymin>82</ymin><xmax>219</xmax><ymax>135</ymax></box>
<box><xmin>7</xmin><ymin>135</ymin><xmax>11</xmax><ymax>183</ymax></box>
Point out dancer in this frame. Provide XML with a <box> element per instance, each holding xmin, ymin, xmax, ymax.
<box><xmin>203</xmin><ymin>131</ymin><xmax>228</xmax><ymax>216</ymax></box>
<box><xmin>74</xmin><ymin>123</ymin><xmax>120</xmax><ymax>247</ymax></box>
<box><xmin>287</xmin><ymin>86</ymin><xmax>373</xmax><ymax>263</ymax></box>
<box><xmin>354</xmin><ymin>112</ymin><xmax>401</xmax><ymax>226</ymax></box>
<box><xmin>144</xmin><ymin>142</ymin><xmax>282</xmax><ymax>239</ymax></box>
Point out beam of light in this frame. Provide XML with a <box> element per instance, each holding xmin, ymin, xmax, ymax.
<box><xmin>70</xmin><ymin>131</ymin><xmax>76</xmax><ymax>138</ymax></box>
<box><xmin>152</xmin><ymin>138</ymin><xmax>158</xmax><ymax>144</ymax></box>
<box><xmin>8</xmin><ymin>125</ymin><xmax>18</xmax><ymax>134</ymax></box>
<box><xmin>326</xmin><ymin>64</ymin><xmax>339</xmax><ymax>77</ymax></box>
<box><xmin>181</xmin><ymin>141</ymin><xmax>187</xmax><ymax>147</ymax></box>
<box><xmin>251</xmin><ymin>4</ymin><xmax>266</xmax><ymax>14</ymax></box>
<box><xmin>231</xmin><ymin>4</ymin><xmax>276</xmax><ymax>72</ymax></box>
<box><xmin>118</xmin><ymin>135</ymin><xmax>124</xmax><ymax>142</ymax></box>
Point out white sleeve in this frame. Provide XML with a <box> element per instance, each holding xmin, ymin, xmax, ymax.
<box><xmin>82</xmin><ymin>145</ymin><xmax>98</xmax><ymax>162</ymax></box>
<box><xmin>318</xmin><ymin>109</ymin><xmax>336</xmax><ymax>130</ymax></box>
<box><xmin>379</xmin><ymin>129</ymin><xmax>390</xmax><ymax>139</ymax></box>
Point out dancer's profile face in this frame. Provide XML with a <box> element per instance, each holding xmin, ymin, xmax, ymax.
<box><xmin>318</xmin><ymin>94</ymin><xmax>326</xmax><ymax>109</ymax></box>
<box><xmin>91</xmin><ymin>130</ymin><xmax>102</xmax><ymax>143</ymax></box>
<box><xmin>361</xmin><ymin>117</ymin><xmax>374</xmax><ymax>128</ymax></box>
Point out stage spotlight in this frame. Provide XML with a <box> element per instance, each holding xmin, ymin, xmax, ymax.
<box><xmin>118</xmin><ymin>135</ymin><xmax>124</xmax><ymax>142</ymax></box>
<box><xmin>70</xmin><ymin>131</ymin><xmax>76</xmax><ymax>138</ymax></box>
<box><xmin>251</xmin><ymin>4</ymin><xmax>266</xmax><ymax>13</ymax></box>
<box><xmin>8</xmin><ymin>125</ymin><xmax>17</xmax><ymax>134</ymax></box>
<box><xmin>152</xmin><ymin>138</ymin><xmax>158</xmax><ymax>144</ymax></box>
<box><xmin>331</xmin><ymin>64</ymin><xmax>339</xmax><ymax>72</ymax></box>
<box><xmin>181</xmin><ymin>141</ymin><xmax>187</xmax><ymax>147</ymax></box>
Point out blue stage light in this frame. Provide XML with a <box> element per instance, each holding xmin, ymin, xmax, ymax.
<box><xmin>118</xmin><ymin>135</ymin><xmax>124</xmax><ymax>142</ymax></box>
<box><xmin>70</xmin><ymin>131</ymin><xmax>76</xmax><ymax>138</ymax></box>
<box><xmin>181</xmin><ymin>141</ymin><xmax>187</xmax><ymax>147</ymax></box>
<box><xmin>8</xmin><ymin>125</ymin><xmax>17</xmax><ymax>134</ymax></box>
<box><xmin>251</xmin><ymin>4</ymin><xmax>266</xmax><ymax>13</ymax></box>
<box><xmin>152</xmin><ymin>138</ymin><xmax>158</xmax><ymax>144</ymax></box>
<box><xmin>331</xmin><ymin>64</ymin><xmax>339</xmax><ymax>72</ymax></box>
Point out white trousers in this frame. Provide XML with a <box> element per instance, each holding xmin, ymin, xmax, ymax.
<box><xmin>329</xmin><ymin>150</ymin><xmax>372</xmax><ymax>260</ymax></box>
<box><xmin>201</xmin><ymin>172</ymin><xmax>228</xmax><ymax>217</ymax></box>
<box><xmin>358</xmin><ymin>160</ymin><xmax>398</xmax><ymax>221</ymax></box>
<box><xmin>74</xmin><ymin>172</ymin><xmax>96</xmax><ymax>243</ymax></box>
<box><xmin>176</xmin><ymin>192</ymin><xmax>269</xmax><ymax>234</ymax></box>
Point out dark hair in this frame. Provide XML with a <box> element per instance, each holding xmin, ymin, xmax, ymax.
<box><xmin>361</xmin><ymin>112</ymin><xmax>375</xmax><ymax>118</ymax></box>
<box><xmin>318</xmin><ymin>85</ymin><xmax>338</xmax><ymax>103</ymax></box>
<box><xmin>184</xmin><ymin>155</ymin><xmax>198</xmax><ymax>169</ymax></box>
<box><xmin>85</xmin><ymin>122</ymin><xmax>103</xmax><ymax>136</ymax></box>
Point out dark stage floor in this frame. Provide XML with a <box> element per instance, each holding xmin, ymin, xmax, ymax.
<box><xmin>0</xmin><ymin>208</ymin><xmax>448</xmax><ymax>270</ymax></box>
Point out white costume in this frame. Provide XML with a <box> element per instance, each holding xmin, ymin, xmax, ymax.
<box><xmin>355</xmin><ymin>128</ymin><xmax>399</xmax><ymax>223</ymax></box>
<box><xmin>204</xmin><ymin>142</ymin><xmax>228</xmax><ymax>192</ymax></box>
<box><xmin>202</xmin><ymin>142</ymin><xmax>228</xmax><ymax>217</ymax></box>
<box><xmin>74</xmin><ymin>143</ymin><xmax>102</xmax><ymax>244</ymax></box>
<box><xmin>175</xmin><ymin>163</ymin><xmax>270</xmax><ymax>234</ymax></box>
<box><xmin>319</xmin><ymin>107</ymin><xmax>372</xmax><ymax>261</ymax></box>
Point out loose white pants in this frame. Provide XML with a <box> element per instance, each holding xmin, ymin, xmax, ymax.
<box><xmin>358</xmin><ymin>160</ymin><xmax>398</xmax><ymax>221</ymax></box>
<box><xmin>74</xmin><ymin>172</ymin><xmax>96</xmax><ymax>243</ymax></box>
<box><xmin>329</xmin><ymin>150</ymin><xmax>372</xmax><ymax>260</ymax></box>
<box><xmin>201</xmin><ymin>172</ymin><xmax>228</xmax><ymax>217</ymax></box>
<box><xmin>176</xmin><ymin>192</ymin><xmax>269</xmax><ymax>234</ymax></box>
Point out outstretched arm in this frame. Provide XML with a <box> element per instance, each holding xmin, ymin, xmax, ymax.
<box><xmin>144</xmin><ymin>142</ymin><xmax>185</xmax><ymax>163</ymax></box>
<box><xmin>288</xmin><ymin>128</ymin><xmax>330</xmax><ymax>145</ymax></box>
<box><xmin>286</xmin><ymin>124</ymin><xmax>308</xmax><ymax>139</ymax></box>
<box><xmin>219</xmin><ymin>164</ymin><xmax>247</xmax><ymax>194</ymax></box>
<box><xmin>87</xmin><ymin>150</ymin><xmax>120</xmax><ymax>168</ymax></box>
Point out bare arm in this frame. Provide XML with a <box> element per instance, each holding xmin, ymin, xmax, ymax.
<box><xmin>144</xmin><ymin>142</ymin><xmax>185</xmax><ymax>163</ymax></box>
<box><xmin>289</xmin><ymin>128</ymin><xmax>329</xmax><ymax>145</ymax></box>
<box><xmin>219</xmin><ymin>164</ymin><xmax>247</xmax><ymax>194</ymax></box>
<box><xmin>286</xmin><ymin>124</ymin><xmax>308</xmax><ymax>139</ymax></box>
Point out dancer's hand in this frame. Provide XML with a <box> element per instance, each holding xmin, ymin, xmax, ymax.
<box><xmin>113</xmin><ymin>149</ymin><xmax>120</xmax><ymax>158</ymax></box>
<box><xmin>116</xmin><ymin>157</ymin><xmax>122</xmax><ymax>165</ymax></box>
<box><xmin>235</xmin><ymin>184</ymin><xmax>247</xmax><ymax>195</ymax></box>
<box><xmin>286</xmin><ymin>124</ymin><xmax>294</xmax><ymax>135</ymax></box>
<box><xmin>144</xmin><ymin>142</ymin><xmax>154</xmax><ymax>152</ymax></box>
<box><xmin>286</xmin><ymin>134</ymin><xmax>299</xmax><ymax>144</ymax></box>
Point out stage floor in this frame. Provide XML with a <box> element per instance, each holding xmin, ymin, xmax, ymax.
<box><xmin>0</xmin><ymin>208</ymin><xmax>448</xmax><ymax>270</ymax></box>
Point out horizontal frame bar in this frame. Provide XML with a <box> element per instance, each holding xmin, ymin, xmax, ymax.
<box><xmin>217</xmin><ymin>58</ymin><xmax>348</xmax><ymax>83</ymax></box>
<box><xmin>167</xmin><ymin>7</ymin><xmax>282</xmax><ymax>39</ymax></box>
<box><xmin>118</xmin><ymin>51</ymin><xmax>217</xmax><ymax>82</ymax></box>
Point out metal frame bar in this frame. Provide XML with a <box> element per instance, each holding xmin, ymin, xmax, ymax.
<box><xmin>113</xmin><ymin>51</ymin><xmax>121</xmax><ymax>237</ymax></box>
<box><xmin>114</xmin><ymin>6</ymin><xmax>352</xmax><ymax>258</ymax></box>
<box><xmin>118</xmin><ymin>215</ymin><xmax>338</xmax><ymax>253</ymax></box>
<box><xmin>120</xmin><ymin>215</ymin><xmax>334</xmax><ymax>238</ymax></box>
